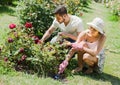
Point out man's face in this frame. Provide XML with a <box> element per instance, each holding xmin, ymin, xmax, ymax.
<box><xmin>55</xmin><ymin>14</ymin><xmax>65</xmax><ymax>24</ymax></box>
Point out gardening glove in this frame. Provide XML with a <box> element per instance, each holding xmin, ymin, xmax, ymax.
<box><xmin>58</xmin><ymin>60</ymin><xmax>68</xmax><ymax>74</ymax></box>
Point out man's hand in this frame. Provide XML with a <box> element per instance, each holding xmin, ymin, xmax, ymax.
<box><xmin>58</xmin><ymin>32</ymin><xmax>68</xmax><ymax>38</ymax></box>
<box><xmin>58</xmin><ymin>32</ymin><xmax>77</xmax><ymax>41</ymax></box>
<box><xmin>40</xmin><ymin>39</ymin><xmax>44</xmax><ymax>44</ymax></box>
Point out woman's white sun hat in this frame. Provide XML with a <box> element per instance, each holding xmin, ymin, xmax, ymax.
<box><xmin>87</xmin><ymin>17</ymin><xmax>104</xmax><ymax>34</ymax></box>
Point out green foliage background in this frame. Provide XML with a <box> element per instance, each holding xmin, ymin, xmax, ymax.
<box><xmin>16</xmin><ymin>0</ymin><xmax>91</xmax><ymax>38</ymax></box>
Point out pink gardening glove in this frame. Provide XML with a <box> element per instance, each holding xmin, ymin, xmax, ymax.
<box><xmin>58</xmin><ymin>60</ymin><xmax>68</xmax><ymax>74</ymax></box>
<box><xmin>71</xmin><ymin>43</ymin><xmax>79</xmax><ymax>49</ymax></box>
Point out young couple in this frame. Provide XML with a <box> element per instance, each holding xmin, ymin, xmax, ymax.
<box><xmin>41</xmin><ymin>5</ymin><xmax>106</xmax><ymax>74</ymax></box>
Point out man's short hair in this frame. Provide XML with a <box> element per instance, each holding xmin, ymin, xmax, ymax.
<box><xmin>53</xmin><ymin>5</ymin><xmax>67</xmax><ymax>15</ymax></box>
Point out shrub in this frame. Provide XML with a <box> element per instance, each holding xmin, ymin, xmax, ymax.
<box><xmin>111</xmin><ymin>2</ymin><xmax>120</xmax><ymax>17</ymax></box>
<box><xmin>1</xmin><ymin>23</ymin><xmax>69</xmax><ymax>77</ymax></box>
<box><xmin>107</xmin><ymin>0</ymin><xmax>120</xmax><ymax>21</ymax></box>
<box><xmin>16</xmin><ymin>0</ymin><xmax>55</xmax><ymax>38</ymax></box>
<box><xmin>65</xmin><ymin>0</ymin><xmax>91</xmax><ymax>16</ymax></box>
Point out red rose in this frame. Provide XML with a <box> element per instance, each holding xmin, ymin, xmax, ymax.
<box><xmin>19</xmin><ymin>48</ymin><xmax>24</xmax><ymax>53</ymax></box>
<box><xmin>34</xmin><ymin>39</ymin><xmax>39</xmax><ymax>44</ymax></box>
<box><xmin>8</xmin><ymin>38</ymin><xmax>13</xmax><ymax>43</ymax></box>
<box><xmin>25</xmin><ymin>22</ymin><xmax>32</xmax><ymax>28</ymax></box>
<box><xmin>32</xmin><ymin>36</ymin><xmax>40</xmax><ymax>44</ymax></box>
<box><xmin>0</xmin><ymin>47</ymin><xmax>1</xmax><ymax>52</ymax></box>
<box><xmin>17</xmin><ymin>60</ymin><xmax>21</xmax><ymax>65</ymax></box>
<box><xmin>4</xmin><ymin>57</ymin><xmax>8</xmax><ymax>62</ymax></box>
<box><xmin>9</xmin><ymin>23</ymin><xmax>16</xmax><ymax>29</ymax></box>
<box><xmin>32</xmin><ymin>36</ymin><xmax>38</xmax><ymax>40</ymax></box>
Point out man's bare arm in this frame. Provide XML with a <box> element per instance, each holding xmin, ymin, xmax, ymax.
<box><xmin>41</xmin><ymin>26</ymin><xmax>55</xmax><ymax>43</ymax></box>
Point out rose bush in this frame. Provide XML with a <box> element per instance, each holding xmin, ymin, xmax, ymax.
<box><xmin>1</xmin><ymin>23</ymin><xmax>70</xmax><ymax>77</ymax></box>
<box><xmin>1</xmin><ymin>0</ymin><xmax>92</xmax><ymax>77</ymax></box>
<box><xmin>106</xmin><ymin>0</ymin><xmax>120</xmax><ymax>21</ymax></box>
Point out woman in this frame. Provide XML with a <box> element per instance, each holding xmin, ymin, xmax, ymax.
<box><xmin>58</xmin><ymin>17</ymin><xmax>106</xmax><ymax>74</ymax></box>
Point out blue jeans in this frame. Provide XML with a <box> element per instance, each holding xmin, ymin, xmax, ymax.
<box><xmin>65</xmin><ymin>38</ymin><xmax>76</xmax><ymax>58</ymax></box>
<box><xmin>65</xmin><ymin>38</ymin><xmax>75</xmax><ymax>43</ymax></box>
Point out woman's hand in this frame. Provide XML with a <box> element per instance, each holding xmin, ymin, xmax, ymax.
<box><xmin>71</xmin><ymin>41</ymin><xmax>87</xmax><ymax>51</ymax></box>
<box><xmin>58</xmin><ymin>60</ymin><xmax>68</xmax><ymax>74</ymax></box>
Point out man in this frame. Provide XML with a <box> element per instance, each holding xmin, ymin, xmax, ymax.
<box><xmin>41</xmin><ymin>5</ymin><xmax>84</xmax><ymax>43</ymax></box>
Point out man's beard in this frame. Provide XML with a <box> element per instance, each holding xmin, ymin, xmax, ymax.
<box><xmin>59</xmin><ymin>18</ymin><xmax>65</xmax><ymax>24</ymax></box>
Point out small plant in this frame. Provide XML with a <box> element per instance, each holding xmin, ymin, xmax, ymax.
<box><xmin>107</xmin><ymin>0</ymin><xmax>120</xmax><ymax>21</ymax></box>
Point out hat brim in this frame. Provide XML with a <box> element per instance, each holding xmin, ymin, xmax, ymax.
<box><xmin>87</xmin><ymin>22</ymin><xmax>104</xmax><ymax>34</ymax></box>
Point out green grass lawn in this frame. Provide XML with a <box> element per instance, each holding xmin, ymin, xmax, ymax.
<box><xmin>0</xmin><ymin>5</ymin><xmax>19</xmax><ymax>44</ymax></box>
<box><xmin>0</xmin><ymin>1</ymin><xmax>120</xmax><ymax>85</ymax></box>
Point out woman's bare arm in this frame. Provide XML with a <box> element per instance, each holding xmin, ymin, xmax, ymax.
<box><xmin>83</xmin><ymin>34</ymin><xmax>106</xmax><ymax>57</ymax></box>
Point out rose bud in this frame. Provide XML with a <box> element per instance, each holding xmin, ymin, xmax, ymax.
<box><xmin>19</xmin><ymin>48</ymin><xmax>24</xmax><ymax>53</ymax></box>
<box><xmin>4</xmin><ymin>57</ymin><xmax>8</xmax><ymax>62</ymax></box>
<box><xmin>34</xmin><ymin>39</ymin><xmax>39</xmax><ymax>44</ymax></box>
<box><xmin>21</xmin><ymin>55</ymin><xmax>27</xmax><ymax>61</ymax></box>
<box><xmin>25</xmin><ymin>22</ymin><xmax>32</xmax><ymax>28</ymax></box>
<box><xmin>14</xmin><ymin>32</ymin><xmax>18</xmax><ymax>38</ymax></box>
<box><xmin>32</xmin><ymin>36</ymin><xmax>39</xmax><ymax>44</ymax></box>
<box><xmin>9</xmin><ymin>23</ymin><xmax>16</xmax><ymax>29</ymax></box>
<box><xmin>8</xmin><ymin>38</ymin><xmax>13</xmax><ymax>43</ymax></box>
<box><xmin>17</xmin><ymin>60</ymin><xmax>21</xmax><ymax>65</ymax></box>
<box><xmin>32</xmin><ymin>35</ymin><xmax>37</xmax><ymax>39</ymax></box>
<box><xmin>0</xmin><ymin>47</ymin><xmax>1</xmax><ymax>52</ymax></box>
<box><xmin>48</xmin><ymin>47</ymin><xmax>52</xmax><ymax>51</ymax></box>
